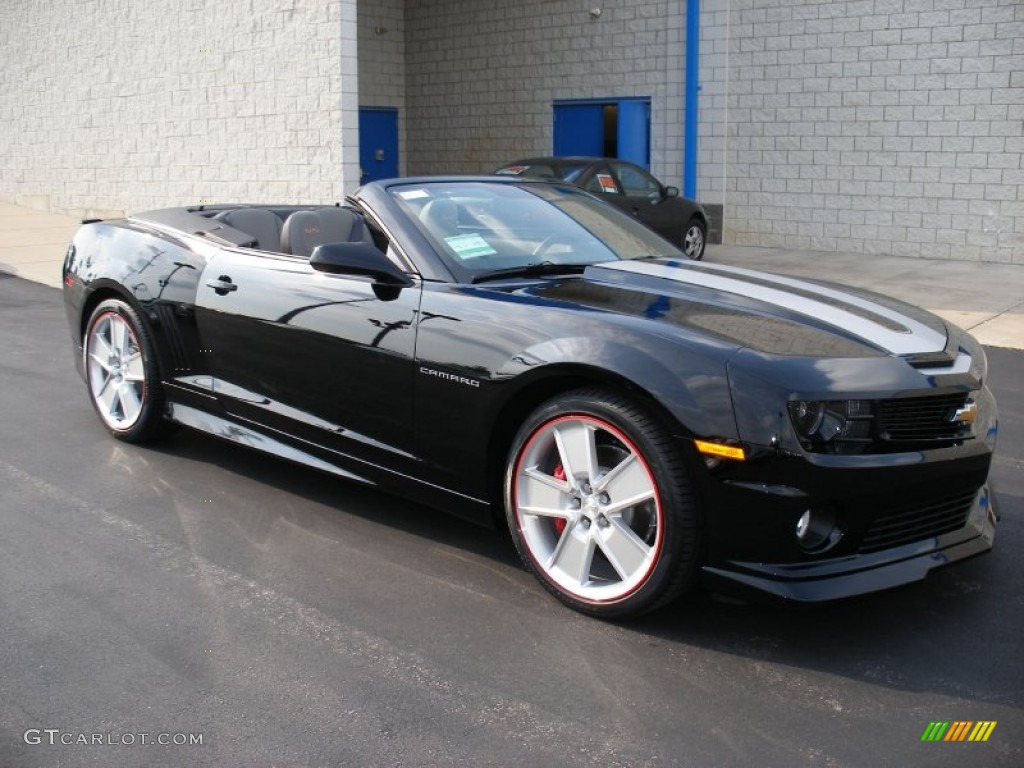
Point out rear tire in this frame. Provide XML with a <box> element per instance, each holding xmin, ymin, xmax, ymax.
<box><xmin>683</xmin><ymin>217</ymin><xmax>706</xmax><ymax>260</ymax></box>
<box><xmin>504</xmin><ymin>388</ymin><xmax>701</xmax><ymax>618</ymax></box>
<box><xmin>83</xmin><ymin>298</ymin><xmax>172</xmax><ymax>442</ymax></box>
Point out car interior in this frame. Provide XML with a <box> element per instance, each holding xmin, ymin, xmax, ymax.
<box><xmin>396</xmin><ymin>188</ymin><xmax>671</xmax><ymax>270</ymax></box>
<box><xmin>409</xmin><ymin>194</ymin><xmax>602</xmax><ymax>266</ymax></box>
<box><xmin>211</xmin><ymin>206</ymin><xmax>377</xmax><ymax>257</ymax></box>
<box><xmin>179</xmin><ymin>205</ymin><xmax>384</xmax><ymax>260</ymax></box>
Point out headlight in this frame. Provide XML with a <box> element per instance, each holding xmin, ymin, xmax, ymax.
<box><xmin>788</xmin><ymin>399</ymin><xmax>873</xmax><ymax>452</ymax></box>
<box><xmin>790</xmin><ymin>401</ymin><xmax>825</xmax><ymax>436</ymax></box>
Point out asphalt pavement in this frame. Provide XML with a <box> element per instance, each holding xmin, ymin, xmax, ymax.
<box><xmin>1</xmin><ymin>262</ymin><xmax>1022</xmax><ymax>765</ymax></box>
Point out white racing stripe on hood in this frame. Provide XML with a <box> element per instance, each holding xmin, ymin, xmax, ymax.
<box><xmin>603</xmin><ymin>260</ymin><xmax>947</xmax><ymax>355</ymax></box>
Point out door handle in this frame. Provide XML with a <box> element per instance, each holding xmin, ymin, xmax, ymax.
<box><xmin>205</xmin><ymin>275</ymin><xmax>237</xmax><ymax>295</ymax></box>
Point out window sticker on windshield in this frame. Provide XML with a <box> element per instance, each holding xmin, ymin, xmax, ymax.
<box><xmin>397</xmin><ymin>189</ymin><xmax>430</xmax><ymax>200</ymax></box>
<box><xmin>596</xmin><ymin>174</ymin><xmax>618</xmax><ymax>194</ymax></box>
<box><xmin>496</xmin><ymin>166</ymin><xmax>528</xmax><ymax>176</ymax></box>
<box><xmin>445</xmin><ymin>233</ymin><xmax>497</xmax><ymax>259</ymax></box>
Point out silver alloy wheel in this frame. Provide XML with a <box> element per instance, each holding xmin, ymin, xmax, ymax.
<box><xmin>512</xmin><ymin>415</ymin><xmax>663</xmax><ymax>602</ymax></box>
<box><xmin>683</xmin><ymin>222</ymin><xmax>705</xmax><ymax>260</ymax></box>
<box><xmin>86</xmin><ymin>310</ymin><xmax>147</xmax><ymax>430</ymax></box>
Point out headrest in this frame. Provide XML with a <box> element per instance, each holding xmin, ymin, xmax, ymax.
<box><xmin>214</xmin><ymin>208</ymin><xmax>283</xmax><ymax>252</ymax></box>
<box><xmin>281</xmin><ymin>208</ymin><xmax>363</xmax><ymax>257</ymax></box>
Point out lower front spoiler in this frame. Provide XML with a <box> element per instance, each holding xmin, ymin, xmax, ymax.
<box><xmin>701</xmin><ymin>485</ymin><xmax>997</xmax><ymax>603</ymax></box>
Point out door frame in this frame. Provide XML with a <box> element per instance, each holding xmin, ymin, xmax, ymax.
<box><xmin>552</xmin><ymin>97</ymin><xmax>651</xmax><ymax>168</ymax></box>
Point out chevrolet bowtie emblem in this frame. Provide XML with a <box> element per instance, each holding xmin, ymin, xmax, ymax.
<box><xmin>952</xmin><ymin>401</ymin><xmax>977</xmax><ymax>425</ymax></box>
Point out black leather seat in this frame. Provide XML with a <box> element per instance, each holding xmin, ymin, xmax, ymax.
<box><xmin>281</xmin><ymin>208</ymin><xmax>368</xmax><ymax>257</ymax></box>
<box><xmin>214</xmin><ymin>208</ymin><xmax>283</xmax><ymax>252</ymax></box>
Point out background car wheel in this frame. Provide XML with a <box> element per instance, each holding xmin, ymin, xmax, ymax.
<box><xmin>84</xmin><ymin>298</ymin><xmax>172</xmax><ymax>442</ymax></box>
<box><xmin>682</xmin><ymin>217</ymin><xmax>706</xmax><ymax>260</ymax></box>
<box><xmin>505</xmin><ymin>388</ymin><xmax>701</xmax><ymax>618</ymax></box>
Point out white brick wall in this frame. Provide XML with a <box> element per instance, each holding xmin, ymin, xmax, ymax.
<box><xmin>4</xmin><ymin>0</ymin><xmax>1019</xmax><ymax>263</ymax></box>
<box><xmin>698</xmin><ymin>0</ymin><xmax>1024</xmax><ymax>264</ymax></box>
<box><xmin>0</xmin><ymin>0</ymin><xmax>359</xmax><ymax>218</ymax></box>
<box><xmin>359</xmin><ymin>0</ymin><xmax>407</xmax><ymax>176</ymax></box>
<box><xmin>403</xmin><ymin>0</ymin><xmax>687</xmax><ymax>185</ymax></box>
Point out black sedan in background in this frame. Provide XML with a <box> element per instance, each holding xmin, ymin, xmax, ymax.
<box><xmin>63</xmin><ymin>177</ymin><xmax>997</xmax><ymax>618</ymax></box>
<box><xmin>495</xmin><ymin>156</ymin><xmax>708</xmax><ymax>259</ymax></box>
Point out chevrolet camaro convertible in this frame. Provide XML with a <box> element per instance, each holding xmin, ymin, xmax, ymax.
<box><xmin>63</xmin><ymin>177</ymin><xmax>999</xmax><ymax>618</ymax></box>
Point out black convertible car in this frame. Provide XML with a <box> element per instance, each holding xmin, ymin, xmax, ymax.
<box><xmin>63</xmin><ymin>177</ymin><xmax>999</xmax><ymax>618</ymax></box>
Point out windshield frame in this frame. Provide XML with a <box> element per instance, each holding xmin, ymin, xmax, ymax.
<box><xmin>386</xmin><ymin>179</ymin><xmax>683</xmax><ymax>284</ymax></box>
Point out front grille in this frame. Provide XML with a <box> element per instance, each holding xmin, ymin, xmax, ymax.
<box><xmin>877</xmin><ymin>393</ymin><xmax>969</xmax><ymax>446</ymax></box>
<box><xmin>793</xmin><ymin>391</ymin><xmax>975</xmax><ymax>455</ymax></box>
<box><xmin>859</xmin><ymin>490</ymin><xmax>977</xmax><ymax>553</ymax></box>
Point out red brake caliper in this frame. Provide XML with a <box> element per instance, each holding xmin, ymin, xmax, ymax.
<box><xmin>553</xmin><ymin>465</ymin><xmax>568</xmax><ymax>536</ymax></box>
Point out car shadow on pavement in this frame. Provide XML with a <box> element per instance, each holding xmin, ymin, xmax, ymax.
<box><xmin>141</xmin><ymin>425</ymin><xmax>520</xmax><ymax>568</ymax></box>
<box><xmin>140</xmin><ymin>424</ymin><xmax>1022</xmax><ymax>713</ymax></box>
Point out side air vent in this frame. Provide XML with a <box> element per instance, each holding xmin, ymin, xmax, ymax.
<box><xmin>152</xmin><ymin>303</ymin><xmax>190</xmax><ymax>372</ymax></box>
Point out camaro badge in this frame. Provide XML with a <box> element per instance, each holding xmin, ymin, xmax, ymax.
<box><xmin>419</xmin><ymin>366</ymin><xmax>480</xmax><ymax>388</ymax></box>
<box><xmin>952</xmin><ymin>401</ymin><xmax>977</xmax><ymax>425</ymax></box>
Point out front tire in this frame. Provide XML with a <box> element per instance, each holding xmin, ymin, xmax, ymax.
<box><xmin>84</xmin><ymin>298</ymin><xmax>171</xmax><ymax>442</ymax></box>
<box><xmin>504</xmin><ymin>388</ymin><xmax>701</xmax><ymax>618</ymax></box>
<box><xmin>682</xmin><ymin>217</ymin><xmax>706</xmax><ymax>260</ymax></box>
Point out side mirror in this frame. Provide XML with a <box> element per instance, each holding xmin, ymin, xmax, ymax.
<box><xmin>664</xmin><ymin>185</ymin><xmax>680</xmax><ymax>199</ymax></box>
<box><xmin>310</xmin><ymin>242</ymin><xmax>414</xmax><ymax>287</ymax></box>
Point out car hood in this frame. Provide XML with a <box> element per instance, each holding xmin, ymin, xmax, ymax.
<box><xmin>531</xmin><ymin>258</ymin><xmax>953</xmax><ymax>361</ymax></box>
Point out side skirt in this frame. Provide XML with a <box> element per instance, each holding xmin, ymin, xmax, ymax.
<box><xmin>166</xmin><ymin>402</ymin><xmax>494</xmax><ymax>527</ymax></box>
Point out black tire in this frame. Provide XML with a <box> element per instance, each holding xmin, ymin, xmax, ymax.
<box><xmin>83</xmin><ymin>298</ymin><xmax>172</xmax><ymax>442</ymax></box>
<box><xmin>682</xmin><ymin>217</ymin><xmax>706</xmax><ymax>260</ymax></box>
<box><xmin>504</xmin><ymin>388</ymin><xmax>701</xmax><ymax>618</ymax></box>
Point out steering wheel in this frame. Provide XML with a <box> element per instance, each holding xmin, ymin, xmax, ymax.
<box><xmin>531</xmin><ymin>233</ymin><xmax>574</xmax><ymax>258</ymax></box>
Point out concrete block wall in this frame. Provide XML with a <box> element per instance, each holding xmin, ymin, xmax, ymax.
<box><xmin>698</xmin><ymin>0</ymin><xmax>1024</xmax><ymax>264</ymax></box>
<box><xmin>0</xmin><ymin>0</ymin><xmax>359</xmax><ymax>218</ymax></box>
<box><xmin>404</xmin><ymin>0</ymin><xmax>687</xmax><ymax>185</ymax></box>
<box><xmin>359</xmin><ymin>0</ymin><xmax>407</xmax><ymax>177</ymax></box>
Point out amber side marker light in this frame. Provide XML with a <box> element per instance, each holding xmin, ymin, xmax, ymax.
<box><xmin>694</xmin><ymin>440</ymin><xmax>746</xmax><ymax>461</ymax></box>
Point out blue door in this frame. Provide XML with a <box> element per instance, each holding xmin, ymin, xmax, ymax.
<box><xmin>359</xmin><ymin>107</ymin><xmax>399</xmax><ymax>184</ymax></box>
<box><xmin>553</xmin><ymin>99</ymin><xmax>651</xmax><ymax>168</ymax></box>
<box><xmin>553</xmin><ymin>104</ymin><xmax>604</xmax><ymax>157</ymax></box>
<box><xmin>616</xmin><ymin>100</ymin><xmax>650</xmax><ymax>168</ymax></box>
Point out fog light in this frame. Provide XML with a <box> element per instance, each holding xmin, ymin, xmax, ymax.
<box><xmin>795</xmin><ymin>508</ymin><xmax>841</xmax><ymax>553</ymax></box>
<box><xmin>796</xmin><ymin>510</ymin><xmax>811</xmax><ymax>539</ymax></box>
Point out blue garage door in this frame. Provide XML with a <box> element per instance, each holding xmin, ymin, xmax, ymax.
<box><xmin>552</xmin><ymin>99</ymin><xmax>650</xmax><ymax>168</ymax></box>
<box><xmin>359</xmin><ymin>107</ymin><xmax>399</xmax><ymax>184</ymax></box>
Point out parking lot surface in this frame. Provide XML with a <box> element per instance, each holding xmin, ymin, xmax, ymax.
<box><xmin>1</xmin><ymin>275</ymin><xmax>1021</xmax><ymax>767</ymax></box>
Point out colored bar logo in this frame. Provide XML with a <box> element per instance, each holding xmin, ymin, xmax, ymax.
<box><xmin>921</xmin><ymin>721</ymin><xmax>997</xmax><ymax>742</ymax></box>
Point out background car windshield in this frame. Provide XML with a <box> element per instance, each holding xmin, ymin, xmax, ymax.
<box><xmin>389</xmin><ymin>181</ymin><xmax>682</xmax><ymax>276</ymax></box>
<box><xmin>496</xmin><ymin>162</ymin><xmax>587</xmax><ymax>182</ymax></box>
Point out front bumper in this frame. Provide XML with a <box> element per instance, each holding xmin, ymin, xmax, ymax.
<box><xmin>701</xmin><ymin>483</ymin><xmax>997</xmax><ymax>602</ymax></box>
<box><xmin>696</xmin><ymin>361</ymin><xmax>999</xmax><ymax>602</ymax></box>
<box><xmin>692</xmin><ymin>374</ymin><xmax>998</xmax><ymax>602</ymax></box>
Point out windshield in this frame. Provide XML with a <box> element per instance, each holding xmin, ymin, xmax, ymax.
<box><xmin>389</xmin><ymin>181</ymin><xmax>682</xmax><ymax>279</ymax></box>
<box><xmin>496</xmin><ymin>162</ymin><xmax>588</xmax><ymax>182</ymax></box>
